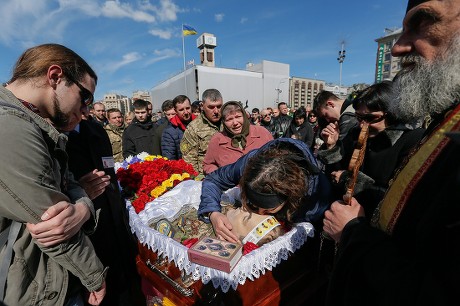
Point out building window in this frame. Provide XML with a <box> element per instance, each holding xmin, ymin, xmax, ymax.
<box><xmin>384</xmin><ymin>53</ymin><xmax>391</xmax><ymax>61</ymax></box>
<box><xmin>385</xmin><ymin>41</ymin><xmax>392</xmax><ymax>51</ymax></box>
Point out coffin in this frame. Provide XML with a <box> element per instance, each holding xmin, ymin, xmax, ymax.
<box><xmin>126</xmin><ymin>181</ymin><xmax>329</xmax><ymax>305</ymax></box>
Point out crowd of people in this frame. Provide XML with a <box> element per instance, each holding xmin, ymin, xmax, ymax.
<box><xmin>0</xmin><ymin>0</ymin><xmax>459</xmax><ymax>305</ymax></box>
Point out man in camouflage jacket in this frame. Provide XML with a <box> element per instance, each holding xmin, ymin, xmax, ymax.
<box><xmin>104</xmin><ymin>108</ymin><xmax>125</xmax><ymax>163</ymax></box>
<box><xmin>181</xmin><ymin>89</ymin><xmax>223</xmax><ymax>174</ymax></box>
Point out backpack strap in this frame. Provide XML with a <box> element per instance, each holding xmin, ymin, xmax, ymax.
<box><xmin>0</xmin><ymin>225</ymin><xmax>11</xmax><ymax>250</ymax></box>
<box><xmin>0</xmin><ymin>221</ymin><xmax>22</xmax><ymax>300</ymax></box>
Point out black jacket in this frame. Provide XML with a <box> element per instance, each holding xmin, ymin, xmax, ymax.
<box><xmin>284</xmin><ymin>120</ymin><xmax>315</xmax><ymax>148</ymax></box>
<box><xmin>326</xmin><ymin>109</ymin><xmax>460</xmax><ymax>306</ymax></box>
<box><xmin>67</xmin><ymin>120</ymin><xmax>143</xmax><ymax>305</ymax></box>
<box><xmin>273</xmin><ymin>114</ymin><xmax>291</xmax><ymax>138</ymax></box>
<box><xmin>318</xmin><ymin>124</ymin><xmax>425</xmax><ymax>216</ymax></box>
<box><xmin>122</xmin><ymin>117</ymin><xmax>159</xmax><ymax>158</ymax></box>
<box><xmin>260</xmin><ymin>118</ymin><xmax>276</xmax><ymax>138</ymax></box>
<box><xmin>338</xmin><ymin>97</ymin><xmax>359</xmax><ymax>140</ymax></box>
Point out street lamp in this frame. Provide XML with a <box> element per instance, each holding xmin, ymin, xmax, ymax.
<box><xmin>275</xmin><ymin>79</ymin><xmax>288</xmax><ymax>104</ymax></box>
<box><xmin>275</xmin><ymin>88</ymin><xmax>282</xmax><ymax>103</ymax></box>
<box><xmin>337</xmin><ymin>42</ymin><xmax>346</xmax><ymax>91</ymax></box>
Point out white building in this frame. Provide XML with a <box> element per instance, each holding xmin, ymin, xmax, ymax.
<box><xmin>151</xmin><ymin>60</ymin><xmax>290</xmax><ymax>111</ymax></box>
<box><xmin>323</xmin><ymin>84</ymin><xmax>350</xmax><ymax>98</ymax></box>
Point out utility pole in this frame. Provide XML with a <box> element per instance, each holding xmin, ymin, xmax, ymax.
<box><xmin>337</xmin><ymin>42</ymin><xmax>346</xmax><ymax>91</ymax></box>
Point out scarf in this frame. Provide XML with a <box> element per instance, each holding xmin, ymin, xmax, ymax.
<box><xmin>222</xmin><ymin>101</ymin><xmax>250</xmax><ymax>148</ymax></box>
<box><xmin>170</xmin><ymin>113</ymin><xmax>196</xmax><ymax>131</ymax></box>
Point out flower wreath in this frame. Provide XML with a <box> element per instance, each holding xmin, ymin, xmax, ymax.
<box><xmin>116</xmin><ymin>153</ymin><xmax>198</xmax><ymax>213</ymax></box>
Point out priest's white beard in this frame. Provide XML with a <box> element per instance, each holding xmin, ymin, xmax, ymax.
<box><xmin>391</xmin><ymin>35</ymin><xmax>460</xmax><ymax>122</ymax></box>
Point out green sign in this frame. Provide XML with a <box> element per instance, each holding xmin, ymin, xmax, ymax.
<box><xmin>376</xmin><ymin>43</ymin><xmax>384</xmax><ymax>82</ymax></box>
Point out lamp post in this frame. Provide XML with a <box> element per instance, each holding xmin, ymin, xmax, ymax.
<box><xmin>275</xmin><ymin>88</ymin><xmax>282</xmax><ymax>104</ymax></box>
<box><xmin>275</xmin><ymin>79</ymin><xmax>288</xmax><ymax>104</ymax></box>
<box><xmin>337</xmin><ymin>42</ymin><xmax>346</xmax><ymax>92</ymax></box>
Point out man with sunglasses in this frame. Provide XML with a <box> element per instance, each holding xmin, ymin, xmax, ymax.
<box><xmin>318</xmin><ymin>81</ymin><xmax>424</xmax><ymax>217</ymax></box>
<box><xmin>260</xmin><ymin>108</ymin><xmax>276</xmax><ymax>137</ymax></box>
<box><xmin>0</xmin><ymin>44</ymin><xmax>106</xmax><ymax>305</ymax></box>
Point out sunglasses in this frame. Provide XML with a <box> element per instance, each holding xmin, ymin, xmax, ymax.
<box><xmin>263</xmin><ymin>114</ymin><xmax>271</xmax><ymax>118</ymax></box>
<box><xmin>65</xmin><ymin>74</ymin><xmax>94</xmax><ymax>107</ymax></box>
<box><xmin>355</xmin><ymin>112</ymin><xmax>386</xmax><ymax>124</ymax></box>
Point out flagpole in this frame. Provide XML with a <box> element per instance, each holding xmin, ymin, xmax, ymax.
<box><xmin>182</xmin><ymin>24</ymin><xmax>187</xmax><ymax>95</ymax></box>
<box><xmin>182</xmin><ymin>24</ymin><xmax>186</xmax><ymax>71</ymax></box>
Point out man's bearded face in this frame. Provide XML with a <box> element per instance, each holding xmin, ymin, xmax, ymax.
<box><xmin>391</xmin><ymin>35</ymin><xmax>460</xmax><ymax>122</ymax></box>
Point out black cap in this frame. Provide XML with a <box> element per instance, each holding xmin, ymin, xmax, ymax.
<box><xmin>407</xmin><ymin>0</ymin><xmax>429</xmax><ymax>13</ymax></box>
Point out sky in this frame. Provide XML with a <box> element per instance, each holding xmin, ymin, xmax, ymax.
<box><xmin>0</xmin><ymin>0</ymin><xmax>408</xmax><ymax>101</ymax></box>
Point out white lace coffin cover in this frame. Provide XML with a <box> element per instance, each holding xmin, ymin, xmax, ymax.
<box><xmin>125</xmin><ymin>180</ymin><xmax>314</xmax><ymax>292</ymax></box>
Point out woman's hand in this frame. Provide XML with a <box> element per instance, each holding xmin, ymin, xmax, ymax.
<box><xmin>210</xmin><ymin>212</ymin><xmax>240</xmax><ymax>243</ymax></box>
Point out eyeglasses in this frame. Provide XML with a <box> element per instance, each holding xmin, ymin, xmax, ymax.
<box><xmin>308</xmin><ymin>114</ymin><xmax>316</xmax><ymax>118</ymax></box>
<box><xmin>355</xmin><ymin>112</ymin><xmax>386</xmax><ymax>124</ymax></box>
<box><xmin>64</xmin><ymin>73</ymin><xmax>94</xmax><ymax>107</ymax></box>
<box><xmin>262</xmin><ymin>114</ymin><xmax>271</xmax><ymax>118</ymax></box>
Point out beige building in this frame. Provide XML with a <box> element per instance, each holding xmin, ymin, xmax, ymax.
<box><xmin>289</xmin><ymin>77</ymin><xmax>325</xmax><ymax>110</ymax></box>
<box><xmin>101</xmin><ymin>91</ymin><xmax>152</xmax><ymax>114</ymax></box>
<box><xmin>102</xmin><ymin>94</ymin><xmax>132</xmax><ymax>115</ymax></box>
<box><xmin>132</xmin><ymin>90</ymin><xmax>152</xmax><ymax>103</ymax></box>
<box><xmin>375</xmin><ymin>28</ymin><xmax>402</xmax><ymax>82</ymax></box>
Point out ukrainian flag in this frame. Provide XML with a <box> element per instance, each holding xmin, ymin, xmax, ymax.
<box><xmin>182</xmin><ymin>25</ymin><xmax>197</xmax><ymax>36</ymax></box>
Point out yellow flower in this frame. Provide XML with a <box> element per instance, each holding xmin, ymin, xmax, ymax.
<box><xmin>169</xmin><ymin>174</ymin><xmax>182</xmax><ymax>181</ymax></box>
<box><xmin>181</xmin><ymin>173</ymin><xmax>190</xmax><ymax>179</ymax></box>
<box><xmin>162</xmin><ymin>179</ymin><xmax>174</xmax><ymax>188</ymax></box>
<box><xmin>144</xmin><ymin>155</ymin><xmax>165</xmax><ymax>161</ymax></box>
<box><xmin>150</xmin><ymin>185</ymin><xmax>167</xmax><ymax>198</ymax></box>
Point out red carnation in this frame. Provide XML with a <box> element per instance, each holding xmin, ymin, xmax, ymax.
<box><xmin>243</xmin><ymin>242</ymin><xmax>259</xmax><ymax>255</ymax></box>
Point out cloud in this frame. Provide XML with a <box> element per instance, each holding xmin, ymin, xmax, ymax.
<box><xmin>140</xmin><ymin>0</ymin><xmax>179</xmax><ymax>22</ymax></box>
<box><xmin>145</xmin><ymin>48</ymin><xmax>181</xmax><ymax>66</ymax></box>
<box><xmin>0</xmin><ymin>0</ymin><xmax>54</xmax><ymax>44</ymax></box>
<box><xmin>149</xmin><ymin>28</ymin><xmax>173</xmax><ymax>39</ymax></box>
<box><xmin>101</xmin><ymin>0</ymin><xmax>156</xmax><ymax>23</ymax></box>
<box><xmin>214</xmin><ymin>13</ymin><xmax>224</xmax><ymax>22</ymax></box>
<box><xmin>240</xmin><ymin>17</ymin><xmax>248</xmax><ymax>24</ymax></box>
<box><xmin>107</xmin><ymin>52</ymin><xmax>143</xmax><ymax>72</ymax></box>
<box><xmin>0</xmin><ymin>0</ymin><xmax>187</xmax><ymax>46</ymax></box>
<box><xmin>58</xmin><ymin>0</ymin><xmax>100</xmax><ymax>17</ymax></box>
<box><xmin>157</xmin><ymin>0</ymin><xmax>180</xmax><ymax>22</ymax></box>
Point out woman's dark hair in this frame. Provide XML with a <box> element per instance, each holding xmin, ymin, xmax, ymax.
<box><xmin>352</xmin><ymin>80</ymin><xmax>398</xmax><ymax>123</ymax></box>
<box><xmin>294</xmin><ymin>107</ymin><xmax>307</xmax><ymax>120</ymax></box>
<box><xmin>239</xmin><ymin>141</ymin><xmax>309</xmax><ymax>224</ymax></box>
<box><xmin>191</xmin><ymin>100</ymin><xmax>201</xmax><ymax>113</ymax></box>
